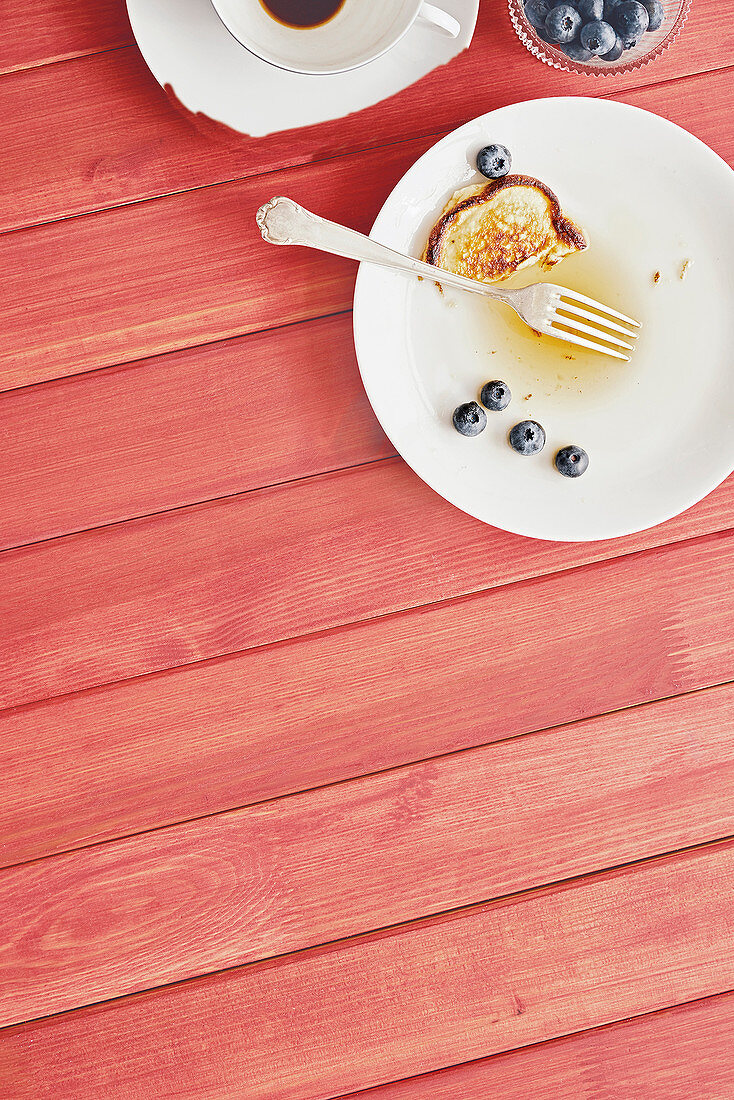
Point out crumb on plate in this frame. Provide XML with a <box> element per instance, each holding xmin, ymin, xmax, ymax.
<box><xmin>653</xmin><ymin>270</ymin><xmax>661</xmax><ymax>284</ymax></box>
<box><xmin>680</xmin><ymin>258</ymin><xmax>692</xmax><ymax>280</ymax></box>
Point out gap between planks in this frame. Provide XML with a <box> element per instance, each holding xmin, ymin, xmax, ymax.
<box><xmin>2</xmin><ymin>834</ymin><xmax>733</xmax><ymax>1031</ymax></box>
<box><xmin>333</xmin><ymin>992</ymin><xmax>734</xmax><ymax>1100</ymax></box>
<box><xmin>0</xmin><ymin>675</ymin><xmax>732</xmax><ymax>1023</ymax></box>
<box><xmin>1</xmin><ymin>674</ymin><xmax>729</xmax><ymax>874</ymax></box>
<box><xmin>0</xmin><ymin>512</ymin><xmax>732</xmax><ymax>710</ymax></box>
<box><xmin>3</xmin><ymin>54</ymin><xmax>734</xmax><ymax>240</ymax></box>
<box><xmin>0</xmin><ymin>525</ymin><xmax>732</xmax><ymax>861</ymax></box>
<box><xmin>0</xmin><ymin>296</ymin><xmax>730</xmax><ymax>556</ymax></box>
<box><xmin>2</xmin><ymin>68</ymin><xmax>734</xmax><ymax>394</ymax></box>
<box><xmin>0</xmin><ymin>840</ymin><xmax>732</xmax><ymax>1098</ymax></box>
<box><xmin>1</xmin><ymin>0</ymin><xmax>733</xmax><ymax>234</ymax></box>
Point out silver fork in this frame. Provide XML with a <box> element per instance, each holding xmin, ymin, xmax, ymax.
<box><xmin>256</xmin><ymin>196</ymin><xmax>640</xmax><ymax>361</ymax></box>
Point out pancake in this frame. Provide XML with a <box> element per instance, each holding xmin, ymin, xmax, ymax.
<box><xmin>423</xmin><ymin>174</ymin><xmax>586</xmax><ymax>284</ymax></box>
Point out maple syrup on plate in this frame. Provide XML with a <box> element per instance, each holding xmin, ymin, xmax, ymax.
<box><xmin>479</xmin><ymin>242</ymin><xmax>643</xmax><ymax>407</ymax></box>
<box><xmin>259</xmin><ymin>0</ymin><xmax>346</xmax><ymax>28</ymax></box>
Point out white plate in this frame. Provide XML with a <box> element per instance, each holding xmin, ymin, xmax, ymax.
<box><xmin>126</xmin><ymin>0</ymin><xmax>478</xmax><ymax>138</ymax></box>
<box><xmin>353</xmin><ymin>97</ymin><xmax>734</xmax><ymax>542</ymax></box>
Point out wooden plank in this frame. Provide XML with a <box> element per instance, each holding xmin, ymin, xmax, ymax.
<box><xmin>1</xmin><ymin>532</ymin><xmax>732</xmax><ymax>866</ymax></box>
<box><xmin>0</xmin><ymin>440</ymin><xmax>733</xmax><ymax>711</ymax></box>
<box><xmin>0</xmin><ymin>2</ymin><xmax>130</xmax><ymax>75</ymax></box>
<box><xmin>339</xmin><ymin>995</ymin><xmax>734</xmax><ymax>1100</ymax></box>
<box><xmin>0</xmin><ymin>132</ymin><xmax>376</xmax><ymax>391</ymax></box>
<box><xmin>0</xmin><ymin>313</ymin><xmax>390</xmax><ymax>551</ymax></box>
<box><xmin>0</xmin><ymin>843</ymin><xmax>731</xmax><ymax>1098</ymax></box>
<box><xmin>4</xmin><ymin>66</ymin><xmax>734</xmax><ymax>393</ymax></box>
<box><xmin>2</xmin><ymin>4</ymin><xmax>733</xmax><ymax>231</ymax></box>
<box><xmin>1</xmin><ymin>684</ymin><xmax>731</xmax><ymax>1026</ymax></box>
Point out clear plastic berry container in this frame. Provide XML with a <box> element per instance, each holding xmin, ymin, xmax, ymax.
<box><xmin>508</xmin><ymin>0</ymin><xmax>690</xmax><ymax>76</ymax></box>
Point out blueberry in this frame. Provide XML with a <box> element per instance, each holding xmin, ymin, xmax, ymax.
<box><xmin>555</xmin><ymin>445</ymin><xmax>589</xmax><ymax>477</ymax></box>
<box><xmin>580</xmin><ymin>18</ymin><xmax>616</xmax><ymax>53</ymax></box>
<box><xmin>545</xmin><ymin>3</ymin><xmax>582</xmax><ymax>43</ymax></box>
<box><xmin>480</xmin><ymin>380</ymin><xmax>512</xmax><ymax>411</ymax></box>
<box><xmin>453</xmin><ymin>402</ymin><xmax>487</xmax><ymax>437</ymax></box>
<box><xmin>524</xmin><ymin>0</ymin><xmax>552</xmax><ymax>30</ymax></box>
<box><xmin>562</xmin><ymin>39</ymin><xmax>593</xmax><ymax>59</ymax></box>
<box><xmin>509</xmin><ymin>420</ymin><xmax>546</xmax><ymax>456</ymax></box>
<box><xmin>576</xmin><ymin>0</ymin><xmax>603</xmax><ymax>20</ymax></box>
<box><xmin>640</xmin><ymin>0</ymin><xmax>664</xmax><ymax>30</ymax></box>
<box><xmin>476</xmin><ymin>144</ymin><xmax>512</xmax><ymax>180</ymax></box>
<box><xmin>600</xmin><ymin>32</ymin><xmax>624</xmax><ymax>59</ymax></box>
<box><xmin>612</xmin><ymin>0</ymin><xmax>649</xmax><ymax>47</ymax></box>
<box><xmin>603</xmin><ymin>0</ymin><xmax>623</xmax><ymax>17</ymax></box>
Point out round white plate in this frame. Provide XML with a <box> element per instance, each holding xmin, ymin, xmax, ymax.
<box><xmin>126</xmin><ymin>0</ymin><xmax>478</xmax><ymax>138</ymax></box>
<box><xmin>353</xmin><ymin>97</ymin><xmax>734</xmax><ymax>542</ymax></box>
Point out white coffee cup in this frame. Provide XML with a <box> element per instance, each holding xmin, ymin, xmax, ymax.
<box><xmin>209</xmin><ymin>0</ymin><xmax>461</xmax><ymax>76</ymax></box>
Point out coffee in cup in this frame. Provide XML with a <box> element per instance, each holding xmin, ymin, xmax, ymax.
<box><xmin>209</xmin><ymin>0</ymin><xmax>461</xmax><ymax>75</ymax></box>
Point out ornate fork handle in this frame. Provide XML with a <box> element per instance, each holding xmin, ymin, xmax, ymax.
<box><xmin>256</xmin><ymin>196</ymin><xmax>513</xmax><ymax>304</ymax></box>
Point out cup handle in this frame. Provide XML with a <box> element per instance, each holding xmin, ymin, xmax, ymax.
<box><xmin>418</xmin><ymin>1</ymin><xmax>460</xmax><ymax>38</ymax></box>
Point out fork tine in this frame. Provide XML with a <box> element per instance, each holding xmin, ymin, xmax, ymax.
<box><xmin>541</xmin><ymin>323</ymin><xmax>630</xmax><ymax>361</ymax></box>
<box><xmin>554</xmin><ymin>299</ymin><xmax>639</xmax><ymax>340</ymax></box>
<box><xmin>556</xmin><ymin>287</ymin><xmax>641</xmax><ymax>328</ymax></box>
<box><xmin>550</xmin><ymin>313</ymin><xmax>636</xmax><ymax>351</ymax></box>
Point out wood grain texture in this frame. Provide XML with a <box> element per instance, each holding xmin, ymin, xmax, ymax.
<box><xmin>1</xmin><ymin>443</ymin><xmax>733</xmax><ymax>711</ymax></box>
<box><xmin>0</xmin><ymin>312</ymin><xmax>390</xmax><ymax>551</ymax></box>
<box><xmin>4</xmin><ymin>65</ymin><xmax>734</xmax><ymax>393</ymax></box>
<box><xmin>1</xmin><ymin>532</ymin><xmax>732</xmax><ymax>867</ymax></box>
<box><xmin>0</xmin><ymin>299</ymin><xmax>732</xmax><ymax>553</ymax></box>
<box><xmin>2</xmin><ymin>4</ymin><xmax>733</xmax><ymax>231</ymax></box>
<box><xmin>0</xmin><ymin>133</ymin><xmax>379</xmax><ymax>391</ymax></box>
<box><xmin>0</xmin><ymin>843</ymin><xmax>732</xmax><ymax>1099</ymax></box>
<box><xmin>1</xmin><ymin>684</ymin><xmax>732</xmax><ymax>1025</ymax></box>
<box><xmin>339</xmin><ymin>994</ymin><xmax>734</xmax><ymax>1100</ymax></box>
<box><xmin>2</xmin><ymin>7</ymin><xmax>733</xmax><ymax>1099</ymax></box>
<box><xmin>0</xmin><ymin>1</ymin><xmax>130</xmax><ymax>75</ymax></box>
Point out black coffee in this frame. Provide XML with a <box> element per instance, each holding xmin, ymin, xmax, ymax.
<box><xmin>259</xmin><ymin>0</ymin><xmax>347</xmax><ymax>29</ymax></box>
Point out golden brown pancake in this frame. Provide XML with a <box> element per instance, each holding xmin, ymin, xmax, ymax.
<box><xmin>423</xmin><ymin>174</ymin><xmax>586</xmax><ymax>284</ymax></box>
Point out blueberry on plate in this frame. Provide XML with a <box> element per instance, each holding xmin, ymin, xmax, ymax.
<box><xmin>580</xmin><ymin>18</ymin><xmax>616</xmax><ymax>53</ymax></box>
<box><xmin>612</xmin><ymin>0</ymin><xmax>649</xmax><ymax>47</ymax></box>
<box><xmin>480</xmin><ymin>380</ymin><xmax>512</xmax><ymax>411</ymax></box>
<box><xmin>453</xmin><ymin>401</ymin><xmax>487</xmax><ymax>437</ymax></box>
<box><xmin>640</xmin><ymin>0</ymin><xmax>664</xmax><ymax>31</ymax></box>
<box><xmin>509</xmin><ymin>420</ymin><xmax>546</xmax><ymax>455</ymax></box>
<box><xmin>545</xmin><ymin>3</ymin><xmax>582</xmax><ymax>43</ymax></box>
<box><xmin>603</xmin><ymin>0</ymin><xmax>624</xmax><ymax>17</ymax></box>
<box><xmin>477</xmin><ymin>143</ymin><xmax>512</xmax><ymax>179</ymax></box>
<box><xmin>562</xmin><ymin>39</ymin><xmax>593</xmax><ymax>60</ymax></box>
<box><xmin>555</xmin><ymin>445</ymin><xmax>589</xmax><ymax>477</ymax></box>
<box><xmin>576</xmin><ymin>0</ymin><xmax>603</xmax><ymax>20</ymax></box>
<box><xmin>524</xmin><ymin>0</ymin><xmax>552</xmax><ymax>30</ymax></box>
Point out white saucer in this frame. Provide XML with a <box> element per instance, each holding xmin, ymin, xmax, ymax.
<box><xmin>353</xmin><ymin>98</ymin><xmax>734</xmax><ymax>542</ymax></box>
<box><xmin>126</xmin><ymin>0</ymin><xmax>478</xmax><ymax>138</ymax></box>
